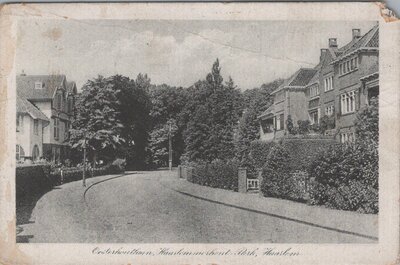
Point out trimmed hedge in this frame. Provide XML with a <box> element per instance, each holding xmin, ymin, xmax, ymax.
<box><xmin>189</xmin><ymin>159</ymin><xmax>239</xmax><ymax>191</ymax></box>
<box><xmin>281</xmin><ymin>138</ymin><xmax>336</xmax><ymax>171</ymax></box>
<box><xmin>16</xmin><ymin>164</ymin><xmax>53</xmax><ymax>201</ymax></box>
<box><xmin>257</xmin><ymin>138</ymin><xmax>335</xmax><ymax>202</ymax></box>
<box><xmin>260</xmin><ymin>144</ymin><xmax>309</xmax><ymax>202</ymax></box>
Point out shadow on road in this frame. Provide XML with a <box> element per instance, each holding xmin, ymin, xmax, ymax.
<box><xmin>16</xmin><ymin>185</ymin><xmax>62</xmax><ymax>243</ymax></box>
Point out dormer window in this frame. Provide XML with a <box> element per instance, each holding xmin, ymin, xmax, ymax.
<box><xmin>35</xmin><ymin>82</ymin><xmax>43</xmax><ymax>89</ymax></box>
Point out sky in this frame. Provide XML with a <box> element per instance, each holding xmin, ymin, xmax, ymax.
<box><xmin>16</xmin><ymin>20</ymin><xmax>377</xmax><ymax>90</ymax></box>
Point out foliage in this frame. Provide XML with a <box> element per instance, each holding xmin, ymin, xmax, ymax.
<box><xmin>319</xmin><ymin>115</ymin><xmax>336</xmax><ymax>134</ymax></box>
<box><xmin>308</xmin><ymin>142</ymin><xmax>378</xmax><ymax>213</ymax></box>
<box><xmin>355</xmin><ymin>96</ymin><xmax>379</xmax><ymax>144</ymax></box>
<box><xmin>182</xmin><ymin>59</ymin><xmax>243</xmax><ymax>162</ymax></box>
<box><xmin>297</xmin><ymin>120</ymin><xmax>310</xmax><ymax>135</ymax></box>
<box><xmin>248</xmin><ymin>140</ymin><xmax>276</xmax><ymax>169</ymax></box>
<box><xmin>235</xmin><ymin>79</ymin><xmax>283</xmax><ymax>162</ymax></box>
<box><xmin>260</xmin><ymin>144</ymin><xmax>308</xmax><ymax>202</ymax></box>
<box><xmin>189</xmin><ymin>159</ymin><xmax>239</xmax><ymax>191</ymax></box>
<box><xmin>148</xmin><ymin>85</ymin><xmax>188</xmax><ymax>167</ymax></box>
<box><xmin>286</xmin><ymin>115</ymin><xmax>294</xmax><ymax>135</ymax></box>
<box><xmin>69</xmin><ymin>75</ymin><xmax>125</xmax><ymax>165</ymax></box>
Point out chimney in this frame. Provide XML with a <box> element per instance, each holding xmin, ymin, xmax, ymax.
<box><xmin>352</xmin><ymin>29</ymin><xmax>361</xmax><ymax>40</ymax></box>
<box><xmin>329</xmin><ymin>38</ymin><xmax>338</xmax><ymax>48</ymax></box>
<box><xmin>320</xmin><ymin>48</ymin><xmax>328</xmax><ymax>62</ymax></box>
<box><xmin>20</xmin><ymin>70</ymin><xmax>26</xmax><ymax>76</ymax></box>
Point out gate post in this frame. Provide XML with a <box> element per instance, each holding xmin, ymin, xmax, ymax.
<box><xmin>177</xmin><ymin>165</ymin><xmax>182</xmax><ymax>178</ymax></box>
<box><xmin>257</xmin><ymin>168</ymin><xmax>263</xmax><ymax>197</ymax></box>
<box><xmin>238</xmin><ymin>167</ymin><xmax>247</xmax><ymax>193</ymax></box>
<box><xmin>186</xmin><ymin>167</ymin><xmax>193</xmax><ymax>182</ymax></box>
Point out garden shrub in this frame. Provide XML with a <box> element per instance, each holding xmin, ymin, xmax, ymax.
<box><xmin>260</xmin><ymin>144</ymin><xmax>308</xmax><ymax>202</ymax></box>
<box><xmin>190</xmin><ymin>159</ymin><xmax>239</xmax><ymax>191</ymax></box>
<box><xmin>308</xmin><ymin>142</ymin><xmax>378</xmax><ymax>213</ymax></box>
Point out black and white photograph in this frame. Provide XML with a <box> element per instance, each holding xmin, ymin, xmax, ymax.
<box><xmin>14</xmin><ymin>18</ymin><xmax>380</xmax><ymax>244</ymax></box>
<box><xmin>1</xmin><ymin>2</ymin><xmax>399</xmax><ymax>265</ymax></box>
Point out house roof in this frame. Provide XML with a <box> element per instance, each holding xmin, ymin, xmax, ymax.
<box><xmin>288</xmin><ymin>68</ymin><xmax>317</xmax><ymax>87</ymax></box>
<box><xmin>333</xmin><ymin>24</ymin><xmax>379</xmax><ymax>62</ymax></box>
<box><xmin>258</xmin><ymin>104</ymin><xmax>274</xmax><ymax>119</ymax></box>
<box><xmin>16</xmin><ymin>97</ymin><xmax>49</xmax><ymax>122</ymax></box>
<box><xmin>17</xmin><ymin>75</ymin><xmax>66</xmax><ymax>100</ymax></box>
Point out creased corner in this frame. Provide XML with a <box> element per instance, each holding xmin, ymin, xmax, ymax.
<box><xmin>376</xmin><ymin>2</ymin><xmax>399</xmax><ymax>22</ymax></box>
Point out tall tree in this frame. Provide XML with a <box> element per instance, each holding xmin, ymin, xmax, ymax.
<box><xmin>235</xmin><ymin>79</ymin><xmax>284</xmax><ymax>162</ymax></box>
<box><xmin>182</xmin><ymin>59</ymin><xmax>244</xmax><ymax>162</ymax></box>
<box><xmin>69</xmin><ymin>76</ymin><xmax>124</xmax><ymax>165</ymax></box>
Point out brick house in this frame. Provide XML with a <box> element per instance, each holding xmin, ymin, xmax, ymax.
<box><xmin>259</xmin><ymin>24</ymin><xmax>379</xmax><ymax>143</ymax></box>
<box><xmin>17</xmin><ymin>73</ymin><xmax>77</xmax><ymax>162</ymax></box>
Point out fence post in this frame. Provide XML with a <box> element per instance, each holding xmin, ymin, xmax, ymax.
<box><xmin>60</xmin><ymin>169</ymin><xmax>63</xmax><ymax>185</ymax></box>
<box><xmin>238</xmin><ymin>167</ymin><xmax>247</xmax><ymax>193</ymax></box>
<box><xmin>257</xmin><ymin>168</ymin><xmax>263</xmax><ymax>197</ymax></box>
<box><xmin>186</xmin><ymin>167</ymin><xmax>193</xmax><ymax>182</ymax></box>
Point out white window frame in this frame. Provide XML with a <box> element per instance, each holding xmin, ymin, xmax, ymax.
<box><xmin>324</xmin><ymin>76</ymin><xmax>334</xmax><ymax>92</ymax></box>
<box><xmin>325</xmin><ymin>105</ymin><xmax>334</xmax><ymax>116</ymax></box>
<box><xmin>276</xmin><ymin>115</ymin><xmax>281</xmax><ymax>131</ymax></box>
<box><xmin>341</xmin><ymin>90</ymin><xmax>356</xmax><ymax>114</ymax></box>
<box><xmin>34</xmin><ymin>119</ymin><xmax>39</xmax><ymax>135</ymax></box>
<box><xmin>54</xmin><ymin>118</ymin><xmax>60</xmax><ymax>140</ymax></box>
<box><xmin>16</xmin><ymin>114</ymin><xmax>23</xmax><ymax>132</ymax></box>
<box><xmin>309</xmin><ymin>109</ymin><xmax>319</xmax><ymax>125</ymax></box>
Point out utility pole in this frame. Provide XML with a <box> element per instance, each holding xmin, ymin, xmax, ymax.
<box><xmin>82</xmin><ymin>134</ymin><xmax>87</xmax><ymax>187</ymax></box>
<box><xmin>168</xmin><ymin>121</ymin><xmax>172</xmax><ymax>171</ymax></box>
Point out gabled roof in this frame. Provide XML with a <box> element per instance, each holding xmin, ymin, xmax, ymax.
<box><xmin>258</xmin><ymin>104</ymin><xmax>274</xmax><ymax>119</ymax></box>
<box><xmin>333</xmin><ymin>24</ymin><xmax>379</xmax><ymax>62</ymax></box>
<box><xmin>17</xmin><ymin>75</ymin><xmax>66</xmax><ymax>100</ymax></box>
<box><xmin>288</xmin><ymin>68</ymin><xmax>317</xmax><ymax>87</ymax></box>
<box><xmin>17</xmin><ymin>97</ymin><xmax>49</xmax><ymax>122</ymax></box>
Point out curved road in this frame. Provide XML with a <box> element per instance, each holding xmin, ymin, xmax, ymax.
<box><xmin>17</xmin><ymin>170</ymin><xmax>376</xmax><ymax>243</ymax></box>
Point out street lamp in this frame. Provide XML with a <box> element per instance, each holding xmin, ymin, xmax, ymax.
<box><xmin>82</xmin><ymin>133</ymin><xmax>87</xmax><ymax>187</ymax></box>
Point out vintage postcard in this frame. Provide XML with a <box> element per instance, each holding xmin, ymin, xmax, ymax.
<box><xmin>0</xmin><ymin>2</ymin><xmax>399</xmax><ymax>265</ymax></box>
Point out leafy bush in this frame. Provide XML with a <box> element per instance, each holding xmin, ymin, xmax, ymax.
<box><xmin>309</xmin><ymin>143</ymin><xmax>378</xmax><ymax>213</ymax></box>
<box><xmin>260</xmin><ymin>145</ymin><xmax>308</xmax><ymax>202</ymax></box>
<box><xmin>297</xmin><ymin>120</ymin><xmax>310</xmax><ymax>135</ymax></box>
<box><xmin>190</xmin><ymin>159</ymin><xmax>239</xmax><ymax>191</ymax></box>
<box><xmin>249</xmin><ymin>140</ymin><xmax>276</xmax><ymax>169</ymax></box>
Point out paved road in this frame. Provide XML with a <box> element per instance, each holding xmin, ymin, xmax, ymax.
<box><xmin>17</xmin><ymin>170</ymin><xmax>377</xmax><ymax>243</ymax></box>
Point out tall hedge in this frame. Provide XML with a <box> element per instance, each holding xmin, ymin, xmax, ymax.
<box><xmin>189</xmin><ymin>159</ymin><xmax>239</xmax><ymax>191</ymax></box>
<box><xmin>260</xmin><ymin>144</ymin><xmax>309</xmax><ymax>202</ymax></box>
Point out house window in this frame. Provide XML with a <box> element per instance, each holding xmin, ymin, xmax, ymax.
<box><xmin>275</xmin><ymin>114</ymin><xmax>284</xmax><ymax>131</ymax></box>
<box><xmin>34</xmin><ymin>119</ymin><xmax>39</xmax><ymax>135</ymax></box>
<box><xmin>309</xmin><ymin>109</ymin><xmax>319</xmax><ymax>125</ymax></box>
<box><xmin>16</xmin><ymin>145</ymin><xmax>25</xmax><ymax>161</ymax></box>
<box><xmin>309</xmin><ymin>85</ymin><xmax>320</xmax><ymax>98</ymax></box>
<box><xmin>67</xmin><ymin>97</ymin><xmax>73</xmax><ymax>113</ymax></box>
<box><xmin>324</xmin><ymin>76</ymin><xmax>333</xmax><ymax>92</ymax></box>
<box><xmin>53</xmin><ymin>118</ymin><xmax>60</xmax><ymax>140</ymax></box>
<box><xmin>341</xmin><ymin>91</ymin><xmax>356</xmax><ymax>114</ymax></box>
<box><xmin>32</xmin><ymin>145</ymin><xmax>40</xmax><ymax>161</ymax></box>
<box><xmin>340</xmin><ymin>132</ymin><xmax>355</xmax><ymax>143</ymax></box>
<box><xmin>35</xmin><ymin>82</ymin><xmax>43</xmax><ymax>89</ymax></box>
<box><xmin>325</xmin><ymin>105</ymin><xmax>334</xmax><ymax>116</ymax></box>
<box><xmin>16</xmin><ymin>115</ymin><xmax>23</xmax><ymax>132</ymax></box>
<box><xmin>56</xmin><ymin>94</ymin><xmax>63</xmax><ymax>110</ymax></box>
<box><xmin>339</xmin><ymin>56</ymin><xmax>359</xmax><ymax>75</ymax></box>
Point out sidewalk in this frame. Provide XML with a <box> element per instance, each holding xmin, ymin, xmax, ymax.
<box><xmin>159</xmin><ymin>175</ymin><xmax>378</xmax><ymax>241</ymax></box>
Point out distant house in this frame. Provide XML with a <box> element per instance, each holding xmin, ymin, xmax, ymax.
<box><xmin>259</xmin><ymin>24</ymin><xmax>379</xmax><ymax>143</ymax></box>
<box><xmin>16</xmin><ymin>73</ymin><xmax>77</xmax><ymax>163</ymax></box>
